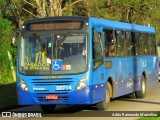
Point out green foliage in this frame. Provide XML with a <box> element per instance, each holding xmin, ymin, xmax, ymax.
<box><xmin>138</xmin><ymin>112</ymin><xmax>160</xmax><ymax>120</ymax></box>
<box><xmin>0</xmin><ymin>0</ymin><xmax>5</xmax><ymax>2</ymax></box>
<box><xmin>63</xmin><ymin>8</ymin><xmax>73</xmax><ymax>16</ymax></box>
<box><xmin>138</xmin><ymin>117</ymin><xmax>160</xmax><ymax>120</ymax></box>
<box><xmin>0</xmin><ymin>18</ymin><xmax>15</xmax><ymax>84</ymax></box>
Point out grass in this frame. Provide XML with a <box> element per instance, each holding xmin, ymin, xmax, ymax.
<box><xmin>138</xmin><ymin>112</ymin><xmax>160</xmax><ymax>120</ymax></box>
<box><xmin>0</xmin><ymin>69</ymin><xmax>16</xmax><ymax>85</ymax></box>
<box><xmin>138</xmin><ymin>117</ymin><xmax>160</xmax><ymax>120</ymax></box>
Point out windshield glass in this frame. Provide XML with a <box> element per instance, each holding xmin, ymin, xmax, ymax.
<box><xmin>19</xmin><ymin>33</ymin><xmax>88</xmax><ymax>75</ymax></box>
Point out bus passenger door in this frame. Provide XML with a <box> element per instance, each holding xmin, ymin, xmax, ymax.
<box><xmin>92</xmin><ymin>28</ymin><xmax>105</xmax><ymax>103</ymax></box>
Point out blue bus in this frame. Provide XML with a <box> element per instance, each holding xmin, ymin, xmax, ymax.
<box><xmin>15</xmin><ymin>16</ymin><xmax>158</xmax><ymax>112</ymax></box>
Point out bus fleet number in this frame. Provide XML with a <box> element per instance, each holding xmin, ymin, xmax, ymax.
<box><xmin>56</xmin><ymin>85</ymin><xmax>72</xmax><ymax>91</ymax></box>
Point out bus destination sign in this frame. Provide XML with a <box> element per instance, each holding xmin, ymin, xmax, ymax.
<box><xmin>29</xmin><ymin>22</ymin><xmax>82</xmax><ymax>31</ymax></box>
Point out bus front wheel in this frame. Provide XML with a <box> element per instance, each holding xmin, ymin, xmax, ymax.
<box><xmin>135</xmin><ymin>75</ymin><xmax>146</xmax><ymax>98</ymax></box>
<box><xmin>96</xmin><ymin>82</ymin><xmax>111</xmax><ymax>110</ymax></box>
<box><xmin>41</xmin><ymin>105</ymin><xmax>56</xmax><ymax>113</ymax></box>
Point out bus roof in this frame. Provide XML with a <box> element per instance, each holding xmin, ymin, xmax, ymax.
<box><xmin>89</xmin><ymin>17</ymin><xmax>155</xmax><ymax>34</ymax></box>
<box><xmin>23</xmin><ymin>16</ymin><xmax>88</xmax><ymax>25</ymax></box>
<box><xmin>22</xmin><ymin>16</ymin><xmax>155</xmax><ymax>34</ymax></box>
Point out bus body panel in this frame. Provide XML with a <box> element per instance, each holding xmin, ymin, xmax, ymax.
<box><xmin>92</xmin><ymin>64</ymin><xmax>106</xmax><ymax>104</ymax></box>
<box><xmin>104</xmin><ymin>56</ymin><xmax>158</xmax><ymax>98</ymax></box>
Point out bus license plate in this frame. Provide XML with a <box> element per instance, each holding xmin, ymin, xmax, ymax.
<box><xmin>45</xmin><ymin>95</ymin><xmax>58</xmax><ymax>100</ymax></box>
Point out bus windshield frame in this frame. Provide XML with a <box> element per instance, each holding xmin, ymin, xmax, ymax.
<box><xmin>18</xmin><ymin>20</ymin><xmax>89</xmax><ymax>75</ymax></box>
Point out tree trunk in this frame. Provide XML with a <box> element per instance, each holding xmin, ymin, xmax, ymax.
<box><xmin>49</xmin><ymin>0</ymin><xmax>62</xmax><ymax>16</ymax></box>
<box><xmin>36</xmin><ymin>0</ymin><xmax>46</xmax><ymax>17</ymax></box>
<box><xmin>84</xmin><ymin>0</ymin><xmax>91</xmax><ymax>16</ymax></box>
<box><xmin>23</xmin><ymin>0</ymin><xmax>83</xmax><ymax>17</ymax></box>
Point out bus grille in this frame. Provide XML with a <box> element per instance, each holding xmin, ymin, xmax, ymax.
<box><xmin>31</xmin><ymin>81</ymin><xmax>73</xmax><ymax>86</ymax></box>
<box><xmin>31</xmin><ymin>79</ymin><xmax>74</xmax><ymax>93</ymax></box>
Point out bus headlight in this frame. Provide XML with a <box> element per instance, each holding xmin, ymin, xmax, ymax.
<box><xmin>18</xmin><ymin>77</ymin><xmax>29</xmax><ymax>92</ymax></box>
<box><xmin>76</xmin><ymin>76</ymin><xmax>88</xmax><ymax>91</ymax></box>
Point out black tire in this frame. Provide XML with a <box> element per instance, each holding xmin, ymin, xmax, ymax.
<box><xmin>96</xmin><ymin>82</ymin><xmax>112</xmax><ymax>110</ymax></box>
<box><xmin>41</xmin><ymin>105</ymin><xmax>56</xmax><ymax>113</ymax></box>
<box><xmin>128</xmin><ymin>92</ymin><xmax>136</xmax><ymax>99</ymax></box>
<box><xmin>135</xmin><ymin>75</ymin><xmax>146</xmax><ymax>98</ymax></box>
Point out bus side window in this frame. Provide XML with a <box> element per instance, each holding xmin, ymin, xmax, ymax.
<box><xmin>92</xmin><ymin>30</ymin><xmax>103</xmax><ymax>69</ymax></box>
<box><xmin>135</xmin><ymin>32</ymin><xmax>144</xmax><ymax>55</ymax></box>
<box><xmin>126</xmin><ymin>31</ymin><xmax>134</xmax><ymax>56</ymax></box>
<box><xmin>115</xmin><ymin>30</ymin><xmax>125</xmax><ymax>57</ymax></box>
<box><xmin>143</xmin><ymin>33</ymin><xmax>149</xmax><ymax>55</ymax></box>
<box><xmin>104</xmin><ymin>29</ymin><xmax>115</xmax><ymax>57</ymax></box>
<box><xmin>150</xmin><ymin>34</ymin><xmax>156</xmax><ymax>55</ymax></box>
<box><xmin>147</xmin><ymin>34</ymin><xmax>156</xmax><ymax>55</ymax></box>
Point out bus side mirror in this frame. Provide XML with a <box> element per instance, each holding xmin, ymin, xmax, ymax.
<box><xmin>11</xmin><ymin>35</ymin><xmax>15</xmax><ymax>46</ymax></box>
<box><xmin>11</xmin><ymin>31</ymin><xmax>19</xmax><ymax>47</ymax></box>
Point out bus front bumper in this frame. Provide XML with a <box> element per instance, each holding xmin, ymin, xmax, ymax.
<box><xmin>17</xmin><ymin>86</ymin><xmax>92</xmax><ymax>105</ymax></box>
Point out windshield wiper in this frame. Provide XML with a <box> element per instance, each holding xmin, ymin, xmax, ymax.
<box><xmin>59</xmin><ymin>31</ymin><xmax>72</xmax><ymax>45</ymax></box>
<box><xmin>33</xmin><ymin>33</ymin><xmax>45</xmax><ymax>50</ymax></box>
<box><xmin>53</xmin><ymin>32</ymin><xmax>72</xmax><ymax>59</ymax></box>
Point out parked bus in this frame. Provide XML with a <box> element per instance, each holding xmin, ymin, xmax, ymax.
<box><xmin>14</xmin><ymin>16</ymin><xmax>158</xmax><ymax>112</ymax></box>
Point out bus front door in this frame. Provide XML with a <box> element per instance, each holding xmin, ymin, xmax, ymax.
<box><xmin>92</xmin><ymin>29</ymin><xmax>105</xmax><ymax>103</ymax></box>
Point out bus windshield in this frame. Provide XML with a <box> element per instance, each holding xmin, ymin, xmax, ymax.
<box><xmin>19</xmin><ymin>33</ymin><xmax>88</xmax><ymax>75</ymax></box>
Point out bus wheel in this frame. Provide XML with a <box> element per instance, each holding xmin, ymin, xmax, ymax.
<box><xmin>96</xmin><ymin>82</ymin><xmax>111</xmax><ymax>110</ymax></box>
<box><xmin>41</xmin><ymin>105</ymin><xmax>56</xmax><ymax>113</ymax></box>
<box><xmin>128</xmin><ymin>93</ymin><xmax>136</xmax><ymax>99</ymax></box>
<box><xmin>135</xmin><ymin>75</ymin><xmax>146</xmax><ymax>98</ymax></box>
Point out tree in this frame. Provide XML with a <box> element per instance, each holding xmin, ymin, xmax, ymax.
<box><xmin>0</xmin><ymin>18</ymin><xmax>13</xmax><ymax>84</ymax></box>
<box><xmin>21</xmin><ymin>0</ymin><xmax>83</xmax><ymax>17</ymax></box>
<box><xmin>1</xmin><ymin>0</ymin><xmax>84</xmax><ymax>29</ymax></box>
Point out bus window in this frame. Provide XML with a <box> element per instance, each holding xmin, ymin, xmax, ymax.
<box><xmin>92</xmin><ymin>30</ymin><xmax>103</xmax><ymax>69</ymax></box>
<box><xmin>143</xmin><ymin>33</ymin><xmax>149</xmax><ymax>55</ymax></box>
<box><xmin>115</xmin><ymin>30</ymin><xmax>125</xmax><ymax>57</ymax></box>
<box><xmin>104</xmin><ymin>29</ymin><xmax>115</xmax><ymax>57</ymax></box>
<box><xmin>135</xmin><ymin>32</ymin><xmax>143</xmax><ymax>55</ymax></box>
<box><xmin>126</xmin><ymin>31</ymin><xmax>134</xmax><ymax>56</ymax></box>
<box><xmin>148</xmin><ymin>35</ymin><xmax>153</xmax><ymax>55</ymax></box>
<box><xmin>19</xmin><ymin>33</ymin><xmax>88</xmax><ymax>75</ymax></box>
<box><xmin>150</xmin><ymin>34</ymin><xmax>156</xmax><ymax>55</ymax></box>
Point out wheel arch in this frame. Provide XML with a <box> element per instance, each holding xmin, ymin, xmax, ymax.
<box><xmin>142</xmin><ymin>71</ymin><xmax>147</xmax><ymax>81</ymax></box>
<box><xmin>142</xmin><ymin>71</ymin><xmax>147</xmax><ymax>89</ymax></box>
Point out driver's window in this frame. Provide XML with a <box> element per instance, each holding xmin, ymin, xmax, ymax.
<box><xmin>92</xmin><ymin>30</ymin><xmax>103</xmax><ymax>69</ymax></box>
